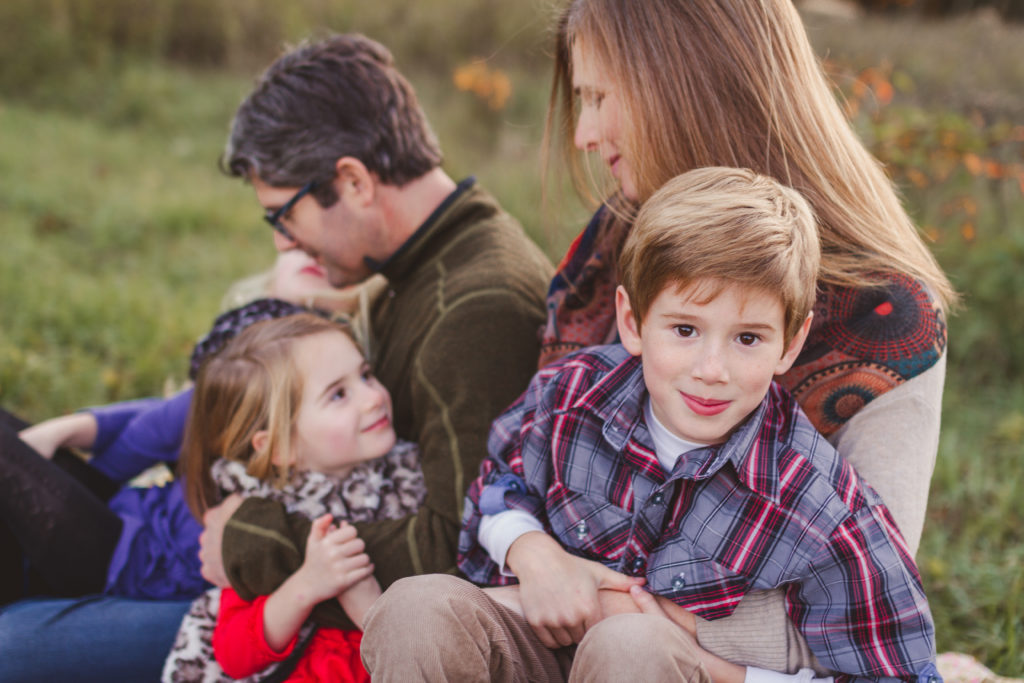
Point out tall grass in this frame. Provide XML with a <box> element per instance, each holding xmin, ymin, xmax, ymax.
<box><xmin>1</xmin><ymin>2</ymin><xmax>1022</xmax><ymax>676</ymax></box>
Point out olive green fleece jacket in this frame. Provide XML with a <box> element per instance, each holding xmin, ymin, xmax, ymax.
<box><xmin>223</xmin><ymin>178</ymin><xmax>553</xmax><ymax>629</ymax></box>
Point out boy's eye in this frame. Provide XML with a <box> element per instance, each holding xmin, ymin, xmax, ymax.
<box><xmin>673</xmin><ymin>325</ymin><xmax>696</xmax><ymax>338</ymax></box>
<box><xmin>331</xmin><ymin>387</ymin><xmax>347</xmax><ymax>401</ymax></box>
<box><xmin>737</xmin><ymin>332</ymin><xmax>761</xmax><ymax>346</ymax></box>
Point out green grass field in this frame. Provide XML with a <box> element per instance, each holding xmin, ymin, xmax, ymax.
<box><xmin>1</xmin><ymin>3</ymin><xmax>1022</xmax><ymax>676</ymax></box>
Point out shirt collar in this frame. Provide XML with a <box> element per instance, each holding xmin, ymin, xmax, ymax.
<box><xmin>571</xmin><ymin>349</ymin><xmax>647</xmax><ymax>452</ymax></box>
<box><xmin>574</xmin><ymin>346</ymin><xmax>786</xmax><ymax>503</ymax></box>
<box><xmin>711</xmin><ymin>393</ymin><xmax>783</xmax><ymax>504</ymax></box>
<box><xmin>661</xmin><ymin>393</ymin><xmax>784</xmax><ymax>503</ymax></box>
<box><xmin>364</xmin><ymin>176</ymin><xmax>477</xmax><ymax>279</ymax></box>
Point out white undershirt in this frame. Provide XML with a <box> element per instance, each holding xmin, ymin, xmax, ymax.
<box><xmin>643</xmin><ymin>397</ymin><xmax>707</xmax><ymax>471</ymax></box>
<box><xmin>478</xmin><ymin>397</ymin><xmax>703</xmax><ymax>576</ymax></box>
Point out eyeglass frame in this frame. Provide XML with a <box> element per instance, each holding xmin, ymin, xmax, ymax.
<box><xmin>263</xmin><ymin>180</ymin><xmax>319</xmax><ymax>241</ymax></box>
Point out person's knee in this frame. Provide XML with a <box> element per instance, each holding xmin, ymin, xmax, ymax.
<box><xmin>573</xmin><ymin>614</ymin><xmax>709</xmax><ymax>682</ymax></box>
<box><xmin>362</xmin><ymin>575</ymin><xmax>474</xmax><ymax>659</ymax></box>
<box><xmin>362</xmin><ymin>574</ymin><xmax>494</xmax><ymax>680</ymax></box>
<box><xmin>364</xmin><ymin>574</ymin><xmax>468</xmax><ymax>635</ymax></box>
<box><xmin>579</xmin><ymin>613</ymin><xmax>668</xmax><ymax>659</ymax></box>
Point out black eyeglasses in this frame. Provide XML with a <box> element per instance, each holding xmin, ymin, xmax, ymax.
<box><xmin>263</xmin><ymin>180</ymin><xmax>318</xmax><ymax>241</ymax></box>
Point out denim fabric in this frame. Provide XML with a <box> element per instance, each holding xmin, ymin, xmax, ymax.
<box><xmin>0</xmin><ymin>596</ymin><xmax>190</xmax><ymax>682</ymax></box>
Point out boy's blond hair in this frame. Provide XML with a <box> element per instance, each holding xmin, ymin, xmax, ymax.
<box><xmin>619</xmin><ymin>167</ymin><xmax>820</xmax><ymax>345</ymax></box>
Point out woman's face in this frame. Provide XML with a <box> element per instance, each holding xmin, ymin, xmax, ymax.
<box><xmin>571</xmin><ymin>40</ymin><xmax>638</xmax><ymax>201</ymax></box>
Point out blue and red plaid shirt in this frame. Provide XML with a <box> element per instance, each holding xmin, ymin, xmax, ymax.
<box><xmin>458</xmin><ymin>344</ymin><xmax>938</xmax><ymax>683</ymax></box>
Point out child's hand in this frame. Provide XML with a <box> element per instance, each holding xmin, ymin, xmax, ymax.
<box><xmin>506</xmin><ymin>531</ymin><xmax>644</xmax><ymax>649</ymax></box>
<box><xmin>18</xmin><ymin>413</ymin><xmax>98</xmax><ymax>459</ymax></box>
<box><xmin>298</xmin><ymin>514</ymin><xmax>374</xmax><ymax>604</ymax></box>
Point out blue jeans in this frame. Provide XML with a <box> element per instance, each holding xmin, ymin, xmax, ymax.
<box><xmin>0</xmin><ymin>595</ymin><xmax>191</xmax><ymax>682</ymax></box>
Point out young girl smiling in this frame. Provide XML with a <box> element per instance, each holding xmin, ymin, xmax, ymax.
<box><xmin>166</xmin><ymin>313</ymin><xmax>423</xmax><ymax>682</ymax></box>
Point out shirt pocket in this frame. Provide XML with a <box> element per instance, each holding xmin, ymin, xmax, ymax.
<box><xmin>645</xmin><ymin>544</ymin><xmax>752</xmax><ymax>620</ymax></box>
<box><xmin>546</xmin><ymin>482</ymin><xmax>633</xmax><ymax>563</ymax></box>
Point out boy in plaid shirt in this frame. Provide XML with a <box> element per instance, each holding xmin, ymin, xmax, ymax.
<box><xmin>362</xmin><ymin>168</ymin><xmax>939</xmax><ymax>683</ymax></box>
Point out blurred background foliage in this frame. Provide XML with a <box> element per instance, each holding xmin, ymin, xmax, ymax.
<box><xmin>0</xmin><ymin>0</ymin><xmax>1021</xmax><ymax>676</ymax></box>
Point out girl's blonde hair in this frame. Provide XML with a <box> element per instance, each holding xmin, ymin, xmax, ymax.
<box><xmin>545</xmin><ymin>0</ymin><xmax>955</xmax><ymax>311</ymax></box>
<box><xmin>181</xmin><ymin>313</ymin><xmax>360</xmax><ymax>518</ymax></box>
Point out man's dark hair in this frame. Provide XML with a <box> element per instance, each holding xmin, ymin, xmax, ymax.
<box><xmin>223</xmin><ymin>33</ymin><xmax>443</xmax><ymax>206</ymax></box>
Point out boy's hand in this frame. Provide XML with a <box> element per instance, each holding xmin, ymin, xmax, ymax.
<box><xmin>481</xmin><ymin>585</ymin><xmax>525</xmax><ymax>617</ymax></box>
<box><xmin>297</xmin><ymin>514</ymin><xmax>374</xmax><ymax>604</ymax></box>
<box><xmin>507</xmin><ymin>531</ymin><xmax>644</xmax><ymax>649</ymax></box>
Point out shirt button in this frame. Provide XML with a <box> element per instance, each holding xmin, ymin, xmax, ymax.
<box><xmin>575</xmin><ymin>521</ymin><xmax>588</xmax><ymax>539</ymax></box>
<box><xmin>672</xmin><ymin>573</ymin><xmax>686</xmax><ymax>590</ymax></box>
<box><xmin>630</xmin><ymin>557</ymin><xmax>646</xmax><ymax>574</ymax></box>
<box><xmin>652</xmin><ymin>492</ymin><xmax>664</xmax><ymax>505</ymax></box>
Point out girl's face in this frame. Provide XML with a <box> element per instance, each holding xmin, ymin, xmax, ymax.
<box><xmin>270</xmin><ymin>249</ymin><xmax>331</xmax><ymax>303</ymax></box>
<box><xmin>270</xmin><ymin>249</ymin><xmax>362</xmax><ymax>313</ymax></box>
<box><xmin>571</xmin><ymin>39</ymin><xmax>638</xmax><ymax>201</ymax></box>
<box><xmin>289</xmin><ymin>330</ymin><xmax>396</xmax><ymax>478</ymax></box>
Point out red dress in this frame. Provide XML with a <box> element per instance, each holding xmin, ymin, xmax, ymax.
<box><xmin>213</xmin><ymin>587</ymin><xmax>369</xmax><ymax>683</ymax></box>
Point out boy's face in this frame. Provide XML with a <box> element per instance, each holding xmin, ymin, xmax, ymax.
<box><xmin>616</xmin><ymin>281</ymin><xmax>811</xmax><ymax>445</ymax></box>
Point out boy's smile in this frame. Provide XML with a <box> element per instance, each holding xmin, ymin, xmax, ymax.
<box><xmin>617</xmin><ymin>280</ymin><xmax>810</xmax><ymax>445</ymax></box>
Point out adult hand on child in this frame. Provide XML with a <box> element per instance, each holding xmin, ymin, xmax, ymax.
<box><xmin>507</xmin><ymin>531</ymin><xmax>644</xmax><ymax>649</ymax></box>
<box><xmin>297</xmin><ymin>514</ymin><xmax>375</xmax><ymax>604</ymax></box>
<box><xmin>624</xmin><ymin>584</ymin><xmax>697</xmax><ymax>635</ymax></box>
<box><xmin>629</xmin><ymin>585</ymin><xmax>746</xmax><ymax>683</ymax></box>
<box><xmin>591</xmin><ymin>585</ymin><xmax>700</xmax><ymax>633</ymax></box>
<box><xmin>199</xmin><ymin>493</ymin><xmax>244</xmax><ymax>587</ymax></box>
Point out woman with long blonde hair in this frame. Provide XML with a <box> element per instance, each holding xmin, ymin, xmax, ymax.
<box><xmin>531</xmin><ymin>0</ymin><xmax>950</xmax><ymax>676</ymax></box>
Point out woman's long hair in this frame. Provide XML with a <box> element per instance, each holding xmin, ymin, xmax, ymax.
<box><xmin>545</xmin><ymin>0</ymin><xmax>955</xmax><ymax>310</ymax></box>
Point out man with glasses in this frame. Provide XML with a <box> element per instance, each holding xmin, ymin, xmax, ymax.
<box><xmin>204</xmin><ymin>30</ymin><xmax>553</xmax><ymax>605</ymax></box>
<box><xmin>0</xmin><ymin>33</ymin><xmax>551</xmax><ymax>681</ymax></box>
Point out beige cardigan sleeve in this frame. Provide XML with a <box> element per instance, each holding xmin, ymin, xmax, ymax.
<box><xmin>828</xmin><ymin>352</ymin><xmax>946</xmax><ymax>556</ymax></box>
<box><xmin>694</xmin><ymin>354</ymin><xmax>947</xmax><ymax>673</ymax></box>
